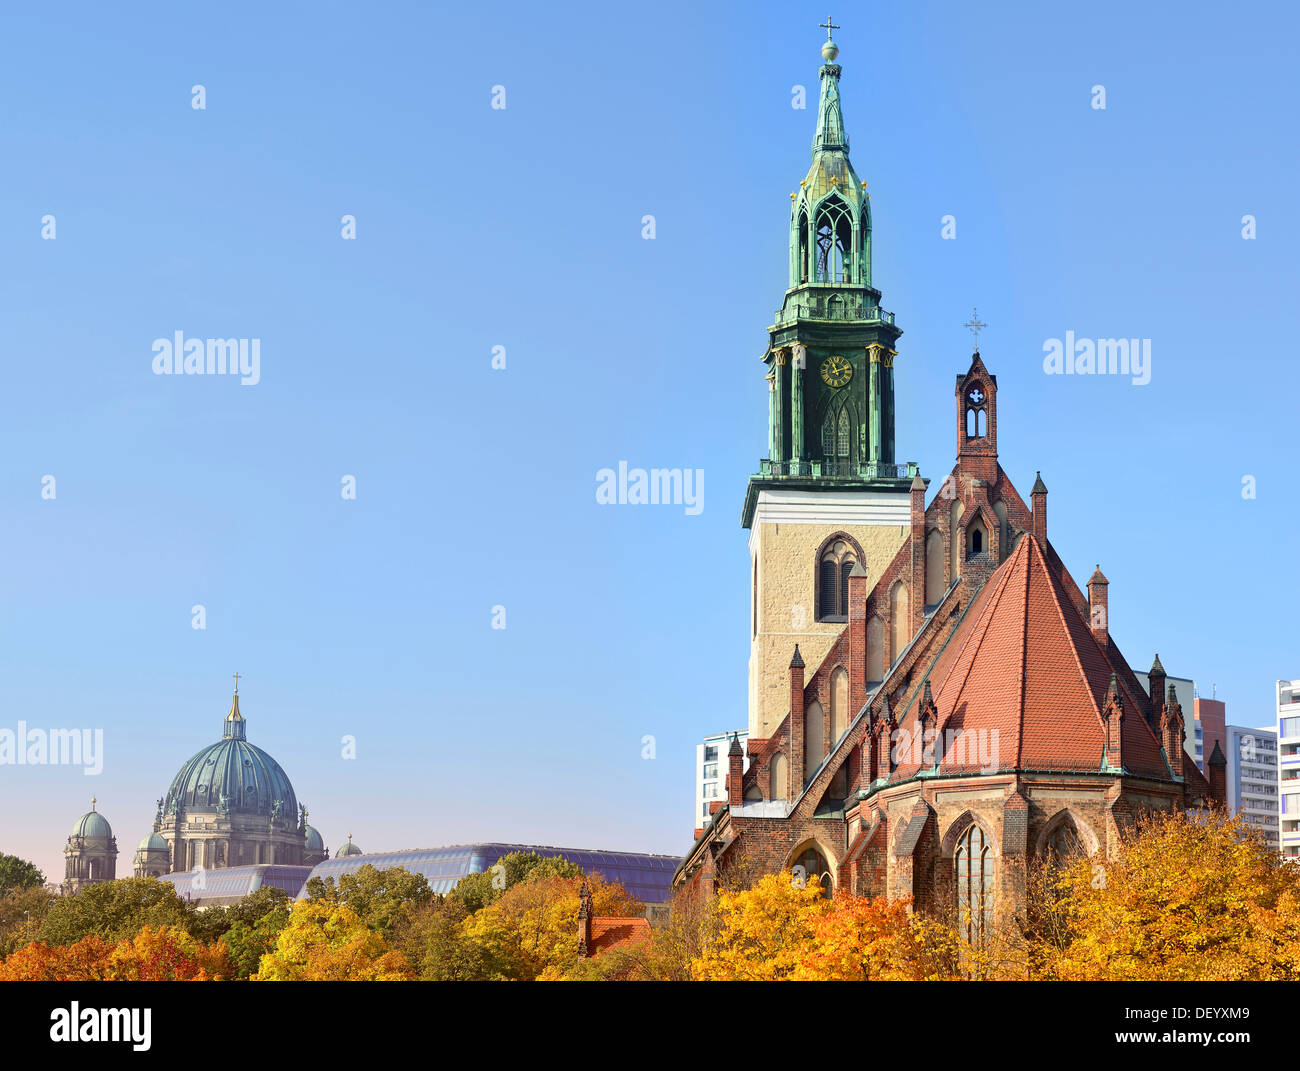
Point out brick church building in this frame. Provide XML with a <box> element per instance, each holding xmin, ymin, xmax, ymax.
<box><xmin>673</xmin><ymin>26</ymin><xmax>1223</xmax><ymax>945</ymax></box>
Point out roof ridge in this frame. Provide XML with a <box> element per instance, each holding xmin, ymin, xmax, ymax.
<box><xmin>1016</xmin><ymin>534</ymin><xmax>1032</xmax><ymax>768</ymax></box>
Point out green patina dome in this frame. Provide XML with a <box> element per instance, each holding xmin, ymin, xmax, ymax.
<box><xmin>71</xmin><ymin>807</ymin><xmax>113</xmax><ymax>842</ymax></box>
<box><xmin>162</xmin><ymin>691</ymin><xmax>298</xmax><ymax>822</ymax></box>
<box><xmin>336</xmin><ymin>834</ymin><xmax>362</xmax><ymax>857</ymax></box>
<box><xmin>137</xmin><ymin>832</ymin><xmax>168</xmax><ymax>853</ymax></box>
<box><xmin>304</xmin><ymin>824</ymin><xmax>324</xmax><ymax>854</ymax></box>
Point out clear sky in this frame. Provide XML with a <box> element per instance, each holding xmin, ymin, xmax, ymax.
<box><xmin>2</xmin><ymin>0</ymin><xmax>1297</xmax><ymax>883</ymax></box>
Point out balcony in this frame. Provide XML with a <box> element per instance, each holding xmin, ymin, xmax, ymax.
<box><xmin>775</xmin><ymin>289</ymin><xmax>896</xmax><ymax>326</ymax></box>
<box><xmin>759</xmin><ymin>459</ymin><xmax>919</xmax><ymax>480</ymax></box>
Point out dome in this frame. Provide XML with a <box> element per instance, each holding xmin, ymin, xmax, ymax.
<box><xmin>304</xmin><ymin>825</ymin><xmax>324</xmax><ymax>854</ymax></box>
<box><xmin>71</xmin><ymin>808</ymin><xmax>113</xmax><ymax>842</ymax></box>
<box><xmin>137</xmin><ymin>832</ymin><xmax>168</xmax><ymax>853</ymax></box>
<box><xmin>162</xmin><ymin>690</ymin><xmax>298</xmax><ymax>821</ymax></box>
<box><xmin>336</xmin><ymin>834</ymin><xmax>363</xmax><ymax>857</ymax></box>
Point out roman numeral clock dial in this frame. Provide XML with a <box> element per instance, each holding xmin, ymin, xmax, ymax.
<box><xmin>820</xmin><ymin>355</ymin><xmax>853</xmax><ymax>388</ymax></box>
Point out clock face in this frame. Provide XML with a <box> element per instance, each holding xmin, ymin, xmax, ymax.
<box><xmin>820</xmin><ymin>355</ymin><xmax>853</xmax><ymax>388</ymax></box>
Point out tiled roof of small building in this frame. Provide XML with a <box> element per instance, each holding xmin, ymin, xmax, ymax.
<box><xmin>590</xmin><ymin>917</ymin><xmax>652</xmax><ymax>956</ymax></box>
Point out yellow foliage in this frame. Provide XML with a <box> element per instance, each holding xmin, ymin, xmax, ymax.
<box><xmin>252</xmin><ymin>901</ymin><xmax>413</xmax><ymax>980</ymax></box>
<box><xmin>691</xmin><ymin>872</ymin><xmax>831</xmax><ymax>980</ymax></box>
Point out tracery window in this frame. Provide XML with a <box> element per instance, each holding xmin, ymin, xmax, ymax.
<box><xmin>814</xmin><ymin>195</ymin><xmax>853</xmax><ymax>283</ymax></box>
<box><xmin>955</xmin><ymin>824</ymin><xmax>994</xmax><ymax>948</ymax></box>
<box><xmin>1044</xmin><ymin>817</ymin><xmax>1084</xmax><ymax>866</ymax></box>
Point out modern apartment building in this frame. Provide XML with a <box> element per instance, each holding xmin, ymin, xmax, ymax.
<box><xmin>1224</xmin><ymin>723</ymin><xmax>1279</xmax><ymax>850</ymax></box>
<box><xmin>695</xmin><ymin>730</ymin><xmax>748</xmax><ymax>833</ymax></box>
<box><xmin>1277</xmin><ymin>680</ymin><xmax>1300</xmax><ymax>857</ymax></box>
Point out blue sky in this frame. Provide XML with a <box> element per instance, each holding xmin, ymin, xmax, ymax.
<box><xmin>2</xmin><ymin>0</ymin><xmax>1297</xmax><ymax>882</ymax></box>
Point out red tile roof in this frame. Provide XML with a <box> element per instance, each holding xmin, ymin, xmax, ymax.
<box><xmin>589</xmin><ymin>917</ymin><xmax>651</xmax><ymax>956</ymax></box>
<box><xmin>893</xmin><ymin>533</ymin><xmax>1172</xmax><ymax>781</ymax></box>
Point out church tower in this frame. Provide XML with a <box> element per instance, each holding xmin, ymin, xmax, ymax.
<box><xmin>745</xmin><ymin>23</ymin><xmax>920</xmax><ymax>744</ymax></box>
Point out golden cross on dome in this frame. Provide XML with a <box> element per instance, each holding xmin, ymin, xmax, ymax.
<box><xmin>819</xmin><ymin>15</ymin><xmax>840</xmax><ymax>39</ymax></box>
<box><xmin>232</xmin><ymin>671</ymin><xmax>241</xmax><ymax>694</ymax></box>
<box><xmin>91</xmin><ymin>796</ymin><xmax>96</xmax><ymax>810</ymax></box>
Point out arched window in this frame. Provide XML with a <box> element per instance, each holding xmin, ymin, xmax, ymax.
<box><xmin>1044</xmin><ymin>817</ymin><xmax>1084</xmax><ymax>866</ymax></box>
<box><xmin>804</xmin><ymin>700</ymin><xmax>825</xmax><ymax>779</ymax></box>
<box><xmin>770</xmin><ymin>752</ymin><xmax>789</xmax><ymax>800</ymax></box>
<box><xmin>793</xmin><ymin>846</ymin><xmax>832</xmax><ymax>898</ymax></box>
<box><xmin>971</xmin><ymin>528</ymin><xmax>983</xmax><ymax>554</ymax></box>
<box><xmin>814</xmin><ymin>195</ymin><xmax>853</xmax><ymax>283</ymax></box>
<box><xmin>821</xmin><ymin>401</ymin><xmax>855</xmax><ymax>475</ymax></box>
<box><xmin>955</xmin><ymin>824</ymin><xmax>994</xmax><ymax>947</ymax></box>
<box><xmin>968</xmin><ymin>518</ymin><xmax>988</xmax><ymax>559</ymax></box>
<box><xmin>964</xmin><ymin>382</ymin><xmax>988</xmax><ymax>440</ymax></box>
<box><xmin>925</xmin><ymin>528</ymin><xmax>944</xmax><ymax>606</ymax></box>
<box><xmin>797</xmin><ymin>209</ymin><xmax>810</xmax><ymax>283</ymax></box>
<box><xmin>818</xmin><ymin>539</ymin><xmax>858</xmax><ymax>621</ymax></box>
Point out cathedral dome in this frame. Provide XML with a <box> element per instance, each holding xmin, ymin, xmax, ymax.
<box><xmin>336</xmin><ymin>834</ymin><xmax>362</xmax><ymax>857</ymax></box>
<box><xmin>138</xmin><ymin>832</ymin><xmax>168</xmax><ymax>853</ymax></box>
<box><xmin>304</xmin><ymin>825</ymin><xmax>324</xmax><ymax>854</ymax></box>
<box><xmin>162</xmin><ymin>690</ymin><xmax>299</xmax><ymax>822</ymax></box>
<box><xmin>71</xmin><ymin>805</ymin><xmax>113</xmax><ymax>843</ymax></box>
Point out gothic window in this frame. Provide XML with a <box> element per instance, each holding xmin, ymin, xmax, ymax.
<box><xmin>955</xmin><ymin>824</ymin><xmax>994</xmax><ymax>947</ymax></box>
<box><xmin>793</xmin><ymin>846</ymin><xmax>832</xmax><ymax>898</ymax></box>
<box><xmin>818</xmin><ymin>539</ymin><xmax>858</xmax><ymax>621</ymax></box>
<box><xmin>971</xmin><ymin>528</ymin><xmax>983</xmax><ymax>554</ymax></box>
<box><xmin>967</xmin><ymin>518</ymin><xmax>988</xmax><ymax>559</ymax></box>
<box><xmin>964</xmin><ymin>383</ymin><xmax>988</xmax><ymax>439</ymax></box>
<box><xmin>821</xmin><ymin>401</ymin><xmax>855</xmax><ymax>476</ymax></box>
<box><xmin>1044</xmin><ymin>817</ymin><xmax>1084</xmax><ymax>866</ymax></box>
<box><xmin>814</xmin><ymin>195</ymin><xmax>853</xmax><ymax>283</ymax></box>
<box><xmin>798</xmin><ymin>209</ymin><xmax>809</xmax><ymax>283</ymax></box>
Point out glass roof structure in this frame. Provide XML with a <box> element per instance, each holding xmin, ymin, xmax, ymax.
<box><xmin>300</xmin><ymin>843</ymin><xmax>681</xmax><ymax>902</ymax></box>
<box><xmin>159</xmin><ymin>864</ymin><xmax>314</xmax><ymax>908</ymax></box>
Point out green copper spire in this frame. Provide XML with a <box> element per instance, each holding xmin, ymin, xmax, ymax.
<box><xmin>744</xmin><ymin>20</ymin><xmax>919</xmax><ymax>530</ymax></box>
<box><xmin>790</xmin><ymin>30</ymin><xmax>869</xmax><ymax>289</ymax></box>
<box><xmin>813</xmin><ymin>24</ymin><xmax>847</xmax><ymax>153</ymax></box>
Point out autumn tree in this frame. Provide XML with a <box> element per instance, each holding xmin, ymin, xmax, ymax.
<box><xmin>392</xmin><ymin>896</ymin><xmax>493</xmax><ymax>981</ymax></box>
<box><xmin>252</xmin><ymin>902</ymin><xmax>413</xmax><ymax>980</ymax></box>
<box><xmin>449</xmin><ymin>851</ymin><xmax>581</xmax><ymax>914</ymax></box>
<box><xmin>1027</xmin><ymin>809</ymin><xmax>1300</xmax><ymax>981</ymax></box>
<box><xmin>40</xmin><ymin>877</ymin><xmax>193</xmax><ymax>947</ymax></box>
<box><xmin>303</xmin><ymin>864</ymin><xmax>432</xmax><ymax>938</ymax></box>
<box><xmin>691</xmin><ymin>871</ymin><xmax>830</xmax><ymax>980</ymax></box>
<box><xmin>104</xmin><ymin>925</ymin><xmax>230</xmax><ymax>981</ymax></box>
<box><xmin>793</xmin><ymin>894</ymin><xmax>959</xmax><ymax>980</ymax></box>
<box><xmin>0</xmin><ymin>935</ymin><xmax>114</xmax><ymax>980</ymax></box>
<box><xmin>0</xmin><ymin>885</ymin><xmax>55</xmax><ymax>958</ymax></box>
<box><xmin>0</xmin><ymin>853</ymin><xmax>45</xmax><ymax>894</ymax></box>
<box><xmin>462</xmin><ymin>871</ymin><xmax>641</xmax><ymax>981</ymax></box>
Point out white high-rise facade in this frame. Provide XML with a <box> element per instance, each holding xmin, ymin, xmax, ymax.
<box><xmin>1276</xmin><ymin>681</ymin><xmax>1300</xmax><ymax>856</ymax></box>
<box><xmin>1225</xmin><ymin>724</ymin><xmax>1278</xmax><ymax>850</ymax></box>
<box><xmin>695</xmin><ymin>730</ymin><xmax>748</xmax><ymax>831</ymax></box>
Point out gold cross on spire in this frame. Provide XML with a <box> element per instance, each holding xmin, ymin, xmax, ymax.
<box><xmin>963</xmin><ymin>307</ymin><xmax>988</xmax><ymax>351</ymax></box>
<box><xmin>232</xmin><ymin>671</ymin><xmax>241</xmax><ymax>694</ymax></box>
<box><xmin>91</xmin><ymin>796</ymin><xmax>96</xmax><ymax>810</ymax></box>
<box><xmin>819</xmin><ymin>15</ymin><xmax>840</xmax><ymax>39</ymax></box>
